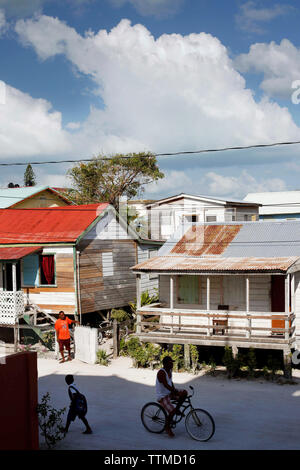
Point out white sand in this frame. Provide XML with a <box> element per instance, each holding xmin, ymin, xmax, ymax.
<box><xmin>38</xmin><ymin>356</ymin><xmax>300</xmax><ymax>450</ymax></box>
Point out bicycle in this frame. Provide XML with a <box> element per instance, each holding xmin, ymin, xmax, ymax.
<box><xmin>141</xmin><ymin>386</ymin><xmax>215</xmax><ymax>442</ymax></box>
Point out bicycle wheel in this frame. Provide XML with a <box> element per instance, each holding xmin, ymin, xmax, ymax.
<box><xmin>185</xmin><ymin>408</ymin><xmax>215</xmax><ymax>442</ymax></box>
<box><xmin>141</xmin><ymin>402</ymin><xmax>167</xmax><ymax>434</ymax></box>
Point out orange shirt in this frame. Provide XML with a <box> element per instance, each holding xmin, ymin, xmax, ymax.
<box><xmin>55</xmin><ymin>317</ymin><xmax>73</xmax><ymax>340</ymax></box>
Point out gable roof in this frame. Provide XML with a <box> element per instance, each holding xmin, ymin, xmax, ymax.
<box><xmin>0</xmin><ymin>203</ymin><xmax>109</xmax><ymax>244</ymax></box>
<box><xmin>146</xmin><ymin>193</ymin><xmax>261</xmax><ymax>208</ymax></box>
<box><xmin>0</xmin><ymin>186</ymin><xmax>72</xmax><ymax>208</ymax></box>
<box><xmin>131</xmin><ymin>220</ymin><xmax>300</xmax><ymax>273</ymax></box>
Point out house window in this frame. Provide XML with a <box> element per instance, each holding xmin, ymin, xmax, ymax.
<box><xmin>185</xmin><ymin>215</ymin><xmax>198</xmax><ymax>223</ymax></box>
<box><xmin>102</xmin><ymin>252</ymin><xmax>114</xmax><ymax>277</ymax></box>
<box><xmin>39</xmin><ymin>255</ymin><xmax>55</xmax><ymax>285</ymax></box>
<box><xmin>177</xmin><ymin>275</ymin><xmax>200</xmax><ymax>304</ymax></box>
<box><xmin>206</xmin><ymin>215</ymin><xmax>217</xmax><ymax>222</ymax></box>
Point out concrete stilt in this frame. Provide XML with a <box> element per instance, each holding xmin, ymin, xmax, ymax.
<box><xmin>232</xmin><ymin>344</ymin><xmax>238</xmax><ymax>358</ymax></box>
<box><xmin>184</xmin><ymin>344</ymin><xmax>190</xmax><ymax>370</ymax></box>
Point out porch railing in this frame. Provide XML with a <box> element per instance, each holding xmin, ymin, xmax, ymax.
<box><xmin>136</xmin><ymin>304</ymin><xmax>295</xmax><ymax>342</ymax></box>
<box><xmin>0</xmin><ymin>291</ymin><xmax>25</xmax><ymax>325</ymax></box>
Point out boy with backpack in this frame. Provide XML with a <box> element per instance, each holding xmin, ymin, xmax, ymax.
<box><xmin>64</xmin><ymin>374</ymin><xmax>92</xmax><ymax>434</ymax></box>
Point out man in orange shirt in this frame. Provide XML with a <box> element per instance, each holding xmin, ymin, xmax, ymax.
<box><xmin>55</xmin><ymin>311</ymin><xmax>79</xmax><ymax>362</ymax></box>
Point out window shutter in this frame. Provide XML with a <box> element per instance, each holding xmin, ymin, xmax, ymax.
<box><xmin>23</xmin><ymin>255</ymin><xmax>39</xmax><ymax>286</ymax></box>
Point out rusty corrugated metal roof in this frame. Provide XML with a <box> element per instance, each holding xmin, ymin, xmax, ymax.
<box><xmin>170</xmin><ymin>224</ymin><xmax>242</xmax><ymax>256</ymax></box>
<box><xmin>0</xmin><ymin>246</ymin><xmax>42</xmax><ymax>260</ymax></box>
<box><xmin>131</xmin><ymin>255</ymin><xmax>299</xmax><ymax>272</ymax></box>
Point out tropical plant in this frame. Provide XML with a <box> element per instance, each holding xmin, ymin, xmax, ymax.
<box><xmin>96</xmin><ymin>349</ymin><xmax>109</xmax><ymax>366</ymax></box>
<box><xmin>110</xmin><ymin>309</ymin><xmax>130</xmax><ymax>323</ymax></box>
<box><xmin>190</xmin><ymin>345</ymin><xmax>199</xmax><ymax>374</ymax></box>
<box><xmin>37</xmin><ymin>393</ymin><xmax>66</xmax><ymax>449</ymax></box>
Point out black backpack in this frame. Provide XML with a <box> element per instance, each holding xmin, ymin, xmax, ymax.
<box><xmin>69</xmin><ymin>385</ymin><xmax>88</xmax><ymax>415</ymax></box>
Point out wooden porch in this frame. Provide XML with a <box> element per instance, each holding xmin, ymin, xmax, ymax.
<box><xmin>136</xmin><ymin>304</ymin><xmax>295</xmax><ymax>350</ymax></box>
<box><xmin>135</xmin><ymin>272</ymin><xmax>296</xmax><ymax>352</ymax></box>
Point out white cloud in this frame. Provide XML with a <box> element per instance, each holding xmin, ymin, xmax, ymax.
<box><xmin>109</xmin><ymin>0</ymin><xmax>183</xmax><ymax>18</ymax></box>
<box><xmin>0</xmin><ymin>9</ymin><xmax>6</xmax><ymax>32</ymax></box>
<box><xmin>147</xmin><ymin>170</ymin><xmax>192</xmax><ymax>195</ymax></box>
<box><xmin>235</xmin><ymin>39</ymin><xmax>300</xmax><ymax>99</ymax></box>
<box><xmin>13</xmin><ymin>15</ymin><xmax>300</xmax><ymax>162</ymax></box>
<box><xmin>0</xmin><ymin>82</ymin><xmax>70</xmax><ymax>157</ymax></box>
<box><xmin>204</xmin><ymin>171</ymin><xmax>286</xmax><ymax>198</ymax></box>
<box><xmin>236</xmin><ymin>1</ymin><xmax>294</xmax><ymax>34</ymax></box>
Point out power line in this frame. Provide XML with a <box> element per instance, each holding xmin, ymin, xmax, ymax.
<box><xmin>1</xmin><ymin>139</ymin><xmax>300</xmax><ymax>166</ymax></box>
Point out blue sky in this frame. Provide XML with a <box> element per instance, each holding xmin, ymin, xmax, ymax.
<box><xmin>0</xmin><ymin>0</ymin><xmax>300</xmax><ymax>199</ymax></box>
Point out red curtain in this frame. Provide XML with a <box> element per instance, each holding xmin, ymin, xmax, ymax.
<box><xmin>42</xmin><ymin>256</ymin><xmax>54</xmax><ymax>285</ymax></box>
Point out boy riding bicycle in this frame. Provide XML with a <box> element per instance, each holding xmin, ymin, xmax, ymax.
<box><xmin>156</xmin><ymin>356</ymin><xmax>187</xmax><ymax>437</ymax></box>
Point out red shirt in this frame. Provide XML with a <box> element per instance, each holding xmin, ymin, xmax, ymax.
<box><xmin>55</xmin><ymin>317</ymin><xmax>73</xmax><ymax>340</ymax></box>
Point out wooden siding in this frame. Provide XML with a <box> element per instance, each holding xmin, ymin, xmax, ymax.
<box><xmin>78</xmin><ymin>239</ymin><xmax>137</xmax><ymax>313</ymax></box>
<box><xmin>137</xmin><ymin>244</ymin><xmax>159</xmax><ymax>297</ymax></box>
<box><xmin>22</xmin><ymin>249</ymin><xmax>76</xmax><ymax>315</ymax></box>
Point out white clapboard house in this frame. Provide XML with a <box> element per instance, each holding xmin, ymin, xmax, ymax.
<box><xmin>0</xmin><ymin>204</ymin><xmax>161</xmax><ymax>341</ymax></box>
<box><xmin>131</xmin><ymin>220</ymin><xmax>300</xmax><ymax>371</ymax></box>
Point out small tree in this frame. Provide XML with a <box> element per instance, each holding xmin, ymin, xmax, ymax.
<box><xmin>24</xmin><ymin>164</ymin><xmax>36</xmax><ymax>187</ymax></box>
<box><xmin>37</xmin><ymin>392</ymin><xmax>66</xmax><ymax>449</ymax></box>
<box><xmin>67</xmin><ymin>152</ymin><xmax>164</xmax><ymax>211</ymax></box>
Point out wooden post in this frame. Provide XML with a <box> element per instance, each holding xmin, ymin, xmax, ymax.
<box><xmin>207</xmin><ymin>276</ymin><xmax>211</xmax><ymax>336</ymax></box>
<box><xmin>136</xmin><ymin>274</ymin><xmax>141</xmax><ymax>334</ymax></box>
<box><xmin>184</xmin><ymin>344</ymin><xmax>190</xmax><ymax>370</ymax></box>
<box><xmin>246</xmin><ymin>276</ymin><xmax>251</xmax><ymax>338</ymax></box>
<box><xmin>283</xmin><ymin>350</ymin><xmax>292</xmax><ymax>379</ymax></box>
<box><xmin>113</xmin><ymin>319</ymin><xmax>120</xmax><ymax>359</ymax></box>
<box><xmin>285</xmin><ymin>274</ymin><xmax>290</xmax><ymax>340</ymax></box>
<box><xmin>170</xmin><ymin>276</ymin><xmax>174</xmax><ymax>334</ymax></box>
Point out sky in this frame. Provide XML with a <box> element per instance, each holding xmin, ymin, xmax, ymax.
<box><xmin>0</xmin><ymin>0</ymin><xmax>300</xmax><ymax>200</ymax></box>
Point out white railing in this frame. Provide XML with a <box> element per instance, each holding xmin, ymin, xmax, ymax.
<box><xmin>137</xmin><ymin>304</ymin><xmax>295</xmax><ymax>342</ymax></box>
<box><xmin>0</xmin><ymin>291</ymin><xmax>25</xmax><ymax>325</ymax></box>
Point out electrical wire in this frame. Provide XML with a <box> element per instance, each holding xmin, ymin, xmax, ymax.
<box><xmin>0</xmin><ymin>139</ymin><xmax>300</xmax><ymax>166</ymax></box>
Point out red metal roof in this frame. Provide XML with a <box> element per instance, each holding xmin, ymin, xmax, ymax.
<box><xmin>131</xmin><ymin>255</ymin><xmax>299</xmax><ymax>273</ymax></box>
<box><xmin>171</xmin><ymin>225</ymin><xmax>242</xmax><ymax>256</ymax></box>
<box><xmin>0</xmin><ymin>203</ymin><xmax>109</xmax><ymax>244</ymax></box>
<box><xmin>0</xmin><ymin>246</ymin><xmax>42</xmax><ymax>260</ymax></box>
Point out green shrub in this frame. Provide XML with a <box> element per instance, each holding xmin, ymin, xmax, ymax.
<box><xmin>223</xmin><ymin>346</ymin><xmax>241</xmax><ymax>378</ymax></box>
<box><xmin>190</xmin><ymin>345</ymin><xmax>199</xmax><ymax>374</ymax></box>
<box><xmin>160</xmin><ymin>345</ymin><xmax>184</xmax><ymax>372</ymax></box>
<box><xmin>96</xmin><ymin>349</ymin><xmax>109</xmax><ymax>366</ymax></box>
<box><xmin>42</xmin><ymin>331</ymin><xmax>55</xmax><ymax>350</ymax></box>
<box><xmin>110</xmin><ymin>309</ymin><xmax>130</xmax><ymax>323</ymax></box>
<box><xmin>267</xmin><ymin>355</ymin><xmax>282</xmax><ymax>381</ymax></box>
<box><xmin>208</xmin><ymin>356</ymin><xmax>217</xmax><ymax>375</ymax></box>
<box><xmin>37</xmin><ymin>393</ymin><xmax>66</xmax><ymax>449</ymax></box>
<box><xmin>247</xmin><ymin>348</ymin><xmax>257</xmax><ymax>377</ymax></box>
